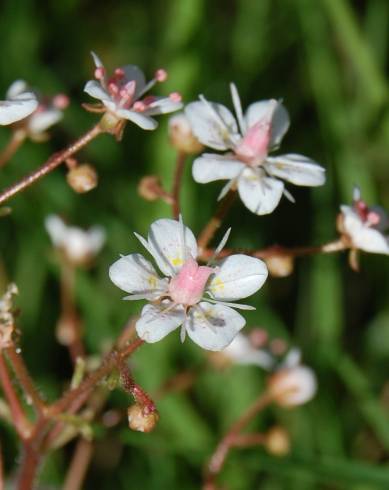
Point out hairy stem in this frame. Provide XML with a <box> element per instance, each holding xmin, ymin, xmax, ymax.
<box><xmin>197</xmin><ymin>190</ymin><xmax>236</xmax><ymax>251</ymax></box>
<box><xmin>171</xmin><ymin>151</ymin><xmax>186</xmax><ymax>219</ymax></box>
<box><xmin>204</xmin><ymin>392</ymin><xmax>273</xmax><ymax>488</ymax></box>
<box><xmin>0</xmin><ymin>130</ymin><xmax>26</xmax><ymax>168</ymax></box>
<box><xmin>0</xmin><ymin>123</ymin><xmax>103</xmax><ymax>205</ymax></box>
<box><xmin>5</xmin><ymin>345</ymin><xmax>46</xmax><ymax>415</ymax></box>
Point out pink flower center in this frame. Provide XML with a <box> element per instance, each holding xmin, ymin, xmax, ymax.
<box><xmin>354</xmin><ymin>199</ymin><xmax>381</xmax><ymax>227</ymax></box>
<box><xmin>235</xmin><ymin>120</ymin><xmax>271</xmax><ymax>165</ymax></box>
<box><xmin>168</xmin><ymin>257</ymin><xmax>214</xmax><ymax>306</ymax></box>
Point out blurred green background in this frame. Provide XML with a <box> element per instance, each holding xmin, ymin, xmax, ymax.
<box><xmin>1</xmin><ymin>0</ymin><xmax>389</xmax><ymax>488</ymax></box>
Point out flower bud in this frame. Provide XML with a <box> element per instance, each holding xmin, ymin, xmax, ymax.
<box><xmin>127</xmin><ymin>404</ymin><xmax>159</xmax><ymax>433</ymax></box>
<box><xmin>268</xmin><ymin>366</ymin><xmax>317</xmax><ymax>408</ymax></box>
<box><xmin>168</xmin><ymin>113</ymin><xmax>203</xmax><ymax>154</ymax></box>
<box><xmin>67</xmin><ymin>164</ymin><xmax>98</xmax><ymax>193</ymax></box>
<box><xmin>56</xmin><ymin>314</ymin><xmax>79</xmax><ymax>346</ymax></box>
<box><xmin>265</xmin><ymin>255</ymin><xmax>294</xmax><ymax>278</ymax></box>
<box><xmin>264</xmin><ymin>426</ymin><xmax>290</xmax><ymax>456</ymax></box>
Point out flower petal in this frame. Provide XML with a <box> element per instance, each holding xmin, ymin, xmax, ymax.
<box><xmin>144</xmin><ymin>96</ymin><xmax>183</xmax><ymax>116</ymax></box>
<box><xmin>84</xmin><ymin>80</ymin><xmax>111</xmax><ymax>102</ymax></box>
<box><xmin>185</xmin><ymin>100</ymin><xmax>239</xmax><ymax>151</ymax></box>
<box><xmin>184</xmin><ymin>302</ymin><xmax>245</xmax><ymax>351</ymax></box>
<box><xmin>208</xmin><ymin>254</ymin><xmax>268</xmax><ymax>301</ymax></box>
<box><xmin>244</xmin><ymin>100</ymin><xmax>290</xmax><ymax>148</ymax></box>
<box><xmin>265</xmin><ymin>154</ymin><xmax>325</xmax><ymax>186</ymax></box>
<box><xmin>147</xmin><ymin>219</ymin><xmax>198</xmax><ymax>276</ymax></box>
<box><xmin>109</xmin><ymin>253</ymin><xmax>168</xmax><ymax>299</ymax></box>
<box><xmin>45</xmin><ymin>215</ymin><xmax>67</xmax><ymax>246</ymax></box>
<box><xmin>136</xmin><ymin>302</ymin><xmax>185</xmax><ymax>343</ymax></box>
<box><xmin>6</xmin><ymin>80</ymin><xmax>28</xmax><ymax>99</ymax></box>
<box><xmin>113</xmin><ymin>108</ymin><xmax>158</xmax><ymax>130</ymax></box>
<box><xmin>91</xmin><ymin>51</ymin><xmax>104</xmax><ymax>68</ymax></box>
<box><xmin>0</xmin><ymin>94</ymin><xmax>38</xmax><ymax>125</ymax></box>
<box><xmin>237</xmin><ymin>168</ymin><xmax>284</xmax><ymax>215</ymax></box>
<box><xmin>223</xmin><ymin>333</ymin><xmax>274</xmax><ymax>368</ymax></box>
<box><xmin>28</xmin><ymin>108</ymin><xmax>63</xmax><ymax>134</ymax></box>
<box><xmin>122</xmin><ymin>65</ymin><xmax>146</xmax><ymax>97</ymax></box>
<box><xmin>192</xmin><ymin>154</ymin><xmax>244</xmax><ymax>183</ymax></box>
<box><xmin>341</xmin><ymin>206</ymin><xmax>389</xmax><ymax>255</ymax></box>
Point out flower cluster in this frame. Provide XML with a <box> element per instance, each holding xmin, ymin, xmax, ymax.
<box><xmin>109</xmin><ymin>218</ymin><xmax>268</xmax><ymax>351</ymax></box>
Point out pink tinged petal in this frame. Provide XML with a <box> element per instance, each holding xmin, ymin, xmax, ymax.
<box><xmin>341</xmin><ymin>207</ymin><xmax>389</xmax><ymax>255</ymax></box>
<box><xmin>192</xmin><ymin>154</ymin><xmax>244</xmax><ymax>184</ymax></box>
<box><xmin>0</xmin><ymin>94</ymin><xmax>38</xmax><ymax>125</ymax></box>
<box><xmin>113</xmin><ymin>108</ymin><xmax>158</xmax><ymax>130</ymax></box>
<box><xmin>143</xmin><ymin>97</ymin><xmax>183</xmax><ymax>116</ymax></box>
<box><xmin>136</xmin><ymin>303</ymin><xmax>185</xmax><ymax>343</ymax></box>
<box><xmin>184</xmin><ymin>302</ymin><xmax>246</xmax><ymax>351</ymax></box>
<box><xmin>208</xmin><ymin>254</ymin><xmax>268</xmax><ymax>301</ymax></box>
<box><xmin>169</xmin><ymin>256</ymin><xmax>214</xmax><ymax>305</ymax></box>
<box><xmin>28</xmin><ymin>108</ymin><xmax>63</xmax><ymax>134</ymax></box>
<box><xmin>147</xmin><ymin>219</ymin><xmax>198</xmax><ymax>277</ymax></box>
<box><xmin>185</xmin><ymin>101</ymin><xmax>239</xmax><ymax>151</ymax></box>
<box><xmin>84</xmin><ymin>80</ymin><xmax>111</xmax><ymax>102</ymax></box>
<box><xmin>265</xmin><ymin>154</ymin><xmax>325</xmax><ymax>186</ymax></box>
<box><xmin>121</xmin><ymin>65</ymin><xmax>146</xmax><ymax>97</ymax></box>
<box><xmin>237</xmin><ymin>168</ymin><xmax>284</xmax><ymax>215</ymax></box>
<box><xmin>6</xmin><ymin>80</ymin><xmax>28</xmax><ymax>99</ymax></box>
<box><xmin>109</xmin><ymin>253</ymin><xmax>168</xmax><ymax>299</ymax></box>
<box><xmin>244</xmin><ymin>100</ymin><xmax>290</xmax><ymax>149</ymax></box>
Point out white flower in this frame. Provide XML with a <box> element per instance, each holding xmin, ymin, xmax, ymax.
<box><xmin>5</xmin><ymin>80</ymin><xmax>69</xmax><ymax>138</ymax></box>
<box><xmin>0</xmin><ymin>80</ymin><xmax>38</xmax><ymax>125</ymax></box>
<box><xmin>45</xmin><ymin>215</ymin><xmax>105</xmax><ymax>265</ymax></box>
<box><xmin>268</xmin><ymin>365</ymin><xmax>317</xmax><ymax>407</ymax></box>
<box><xmin>84</xmin><ymin>52</ymin><xmax>183</xmax><ymax>130</ymax></box>
<box><xmin>185</xmin><ymin>84</ymin><xmax>325</xmax><ymax>215</ymax></box>
<box><xmin>339</xmin><ymin>187</ymin><xmax>389</xmax><ymax>255</ymax></box>
<box><xmin>220</xmin><ymin>332</ymin><xmax>274</xmax><ymax>368</ymax></box>
<box><xmin>109</xmin><ymin>218</ymin><xmax>268</xmax><ymax>351</ymax></box>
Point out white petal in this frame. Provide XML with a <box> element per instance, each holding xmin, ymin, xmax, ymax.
<box><xmin>341</xmin><ymin>207</ymin><xmax>389</xmax><ymax>255</ymax></box>
<box><xmin>136</xmin><ymin>303</ymin><xmax>185</xmax><ymax>343</ymax></box>
<box><xmin>122</xmin><ymin>65</ymin><xmax>146</xmax><ymax>97</ymax></box>
<box><xmin>208</xmin><ymin>254</ymin><xmax>268</xmax><ymax>301</ymax></box>
<box><xmin>144</xmin><ymin>97</ymin><xmax>183</xmax><ymax>116</ymax></box>
<box><xmin>113</xmin><ymin>108</ymin><xmax>158</xmax><ymax>130</ymax></box>
<box><xmin>45</xmin><ymin>215</ymin><xmax>67</xmax><ymax>246</ymax></box>
<box><xmin>87</xmin><ymin>227</ymin><xmax>106</xmax><ymax>253</ymax></box>
<box><xmin>109</xmin><ymin>253</ymin><xmax>168</xmax><ymax>299</ymax></box>
<box><xmin>185</xmin><ymin>100</ymin><xmax>239</xmax><ymax>150</ymax></box>
<box><xmin>0</xmin><ymin>94</ymin><xmax>38</xmax><ymax>125</ymax></box>
<box><xmin>6</xmin><ymin>80</ymin><xmax>28</xmax><ymax>99</ymax></box>
<box><xmin>91</xmin><ymin>51</ymin><xmax>104</xmax><ymax>68</ymax></box>
<box><xmin>84</xmin><ymin>80</ymin><xmax>111</xmax><ymax>102</ymax></box>
<box><xmin>184</xmin><ymin>302</ymin><xmax>245</xmax><ymax>351</ymax></box>
<box><xmin>265</xmin><ymin>154</ymin><xmax>325</xmax><ymax>186</ymax></box>
<box><xmin>244</xmin><ymin>100</ymin><xmax>290</xmax><ymax>148</ymax></box>
<box><xmin>147</xmin><ymin>219</ymin><xmax>198</xmax><ymax>276</ymax></box>
<box><xmin>223</xmin><ymin>333</ymin><xmax>274</xmax><ymax>368</ymax></box>
<box><xmin>192</xmin><ymin>154</ymin><xmax>244</xmax><ymax>183</ymax></box>
<box><xmin>237</xmin><ymin>168</ymin><xmax>284</xmax><ymax>215</ymax></box>
<box><xmin>28</xmin><ymin>108</ymin><xmax>63</xmax><ymax>134</ymax></box>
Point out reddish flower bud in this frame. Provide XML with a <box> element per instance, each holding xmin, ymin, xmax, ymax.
<box><xmin>67</xmin><ymin>164</ymin><xmax>98</xmax><ymax>194</ymax></box>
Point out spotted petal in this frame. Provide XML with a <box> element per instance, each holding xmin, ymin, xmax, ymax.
<box><xmin>265</xmin><ymin>154</ymin><xmax>325</xmax><ymax>186</ymax></box>
<box><xmin>185</xmin><ymin>100</ymin><xmax>239</xmax><ymax>151</ymax></box>
<box><xmin>237</xmin><ymin>168</ymin><xmax>284</xmax><ymax>215</ymax></box>
<box><xmin>136</xmin><ymin>302</ymin><xmax>185</xmax><ymax>343</ymax></box>
<box><xmin>244</xmin><ymin>100</ymin><xmax>290</xmax><ymax>148</ymax></box>
<box><xmin>109</xmin><ymin>253</ymin><xmax>168</xmax><ymax>300</ymax></box>
<box><xmin>192</xmin><ymin>154</ymin><xmax>244</xmax><ymax>183</ymax></box>
<box><xmin>208</xmin><ymin>254</ymin><xmax>268</xmax><ymax>301</ymax></box>
<box><xmin>184</xmin><ymin>302</ymin><xmax>245</xmax><ymax>351</ymax></box>
<box><xmin>146</xmin><ymin>219</ymin><xmax>198</xmax><ymax>276</ymax></box>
